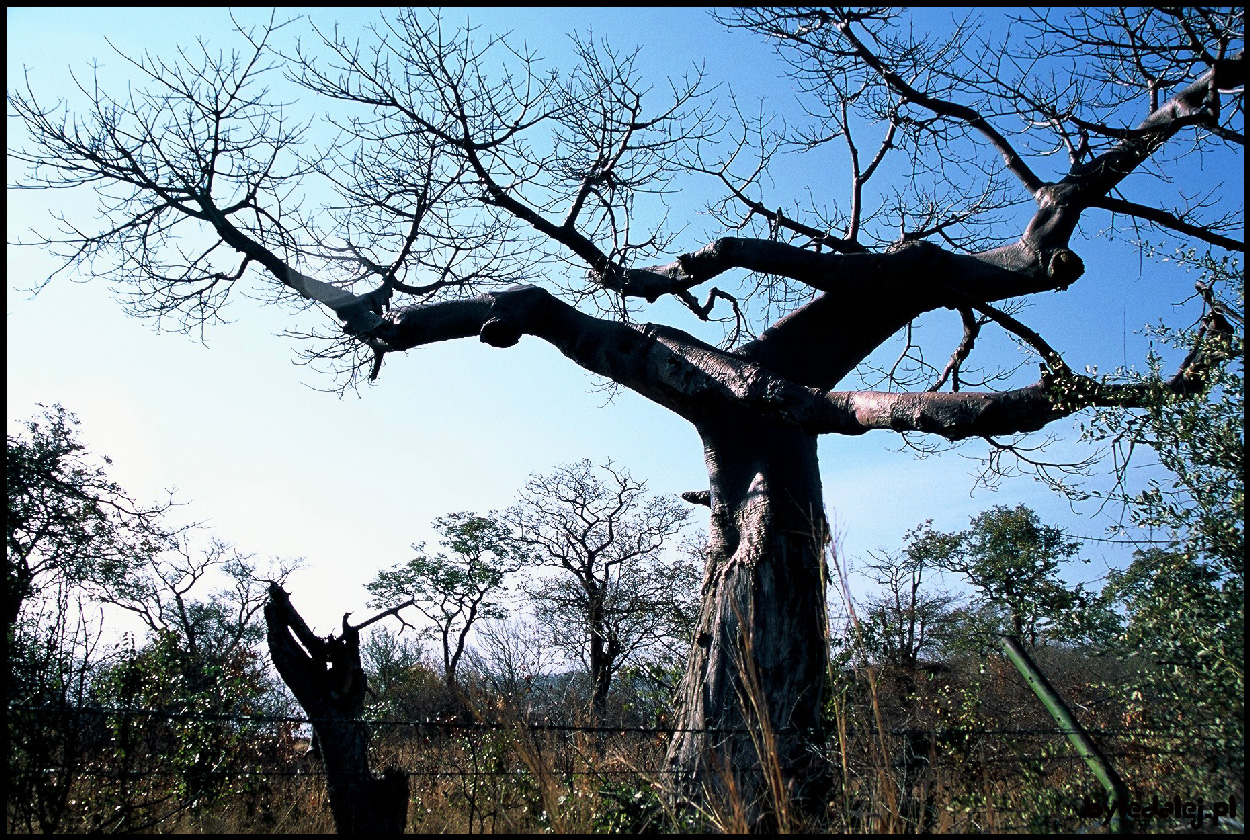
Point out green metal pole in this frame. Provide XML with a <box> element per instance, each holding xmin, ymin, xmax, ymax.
<box><xmin>1000</xmin><ymin>634</ymin><xmax>1131</xmax><ymax>833</ymax></box>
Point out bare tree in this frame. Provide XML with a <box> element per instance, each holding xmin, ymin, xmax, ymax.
<box><xmin>508</xmin><ymin>460</ymin><xmax>692</xmax><ymax>717</ymax></box>
<box><xmin>8</xmin><ymin>8</ymin><xmax>1243</xmax><ymax>827</ymax></box>
<box><xmin>264</xmin><ymin>584</ymin><xmax>409</xmax><ymax>834</ymax></box>
<box><xmin>465</xmin><ymin>616</ymin><xmax>553</xmax><ymax>706</ymax></box>
<box><xmin>107</xmin><ymin>535</ymin><xmax>301</xmax><ymax>667</ymax></box>
<box><xmin>857</xmin><ymin>522</ymin><xmax>961</xmax><ymax>671</ymax></box>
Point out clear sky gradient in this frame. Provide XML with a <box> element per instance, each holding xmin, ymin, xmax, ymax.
<box><xmin>9</xmin><ymin>8</ymin><xmax>1226</xmax><ymax>634</ymax></box>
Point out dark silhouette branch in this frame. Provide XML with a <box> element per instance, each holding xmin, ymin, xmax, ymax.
<box><xmin>930</xmin><ymin>306</ymin><xmax>981</xmax><ymax>393</ymax></box>
<box><xmin>834</xmin><ymin>17</ymin><xmax>1045</xmax><ymax>196</ymax></box>
<box><xmin>1090</xmin><ymin>196</ymin><xmax>1244</xmax><ymax>252</ymax></box>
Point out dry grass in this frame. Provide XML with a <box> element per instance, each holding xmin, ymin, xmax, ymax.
<box><xmin>9</xmin><ymin>572</ymin><xmax>1240</xmax><ymax>835</ymax></box>
<box><xmin>9</xmin><ymin>680</ymin><xmax>1239</xmax><ymax>835</ymax></box>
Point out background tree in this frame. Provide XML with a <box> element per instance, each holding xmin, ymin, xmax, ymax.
<box><xmin>6</xmin><ymin>404</ymin><xmax>172</xmax><ymax>833</ymax></box>
<box><xmin>8</xmin><ymin>7</ymin><xmax>1243</xmax><ymax>824</ymax></box>
<box><xmin>933</xmin><ymin>504</ymin><xmax>1094</xmax><ymax>648</ymax></box>
<box><xmin>104</xmin><ymin>535</ymin><xmax>300</xmax><ymax>681</ymax></box>
<box><xmin>6</xmin><ymin>576</ymin><xmax>110</xmax><ymax>834</ymax></box>
<box><xmin>608</xmin><ymin>533</ymin><xmax>710</xmax><ymax>724</ymax></box>
<box><xmin>6</xmin><ymin>404</ymin><xmax>174</xmax><ymax>642</ymax></box>
<box><xmin>360</xmin><ymin>625</ymin><xmax>452</xmax><ymax>721</ymax></box>
<box><xmin>464</xmin><ymin>616</ymin><xmax>557</xmax><ymax>711</ymax></box>
<box><xmin>856</xmin><ymin>522</ymin><xmax>960</xmax><ymax>670</ymax></box>
<box><xmin>509</xmin><ymin>460</ymin><xmax>691</xmax><ymax>717</ymax></box>
<box><xmin>6</xmin><ymin>405</ymin><xmax>299</xmax><ymax>833</ymax></box>
<box><xmin>65</xmin><ymin>541</ymin><xmax>298</xmax><ymax>833</ymax></box>
<box><xmin>366</xmin><ymin>511</ymin><xmax>520</xmax><ymax>692</ymax></box>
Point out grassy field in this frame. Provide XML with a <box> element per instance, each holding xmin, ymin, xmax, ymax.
<box><xmin>9</xmin><ymin>648</ymin><xmax>1241</xmax><ymax>833</ymax></box>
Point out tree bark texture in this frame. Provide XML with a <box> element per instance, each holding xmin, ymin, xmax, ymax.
<box><xmin>264</xmin><ymin>584</ymin><xmax>409</xmax><ymax>834</ymax></box>
<box><xmin>666</xmin><ymin>420</ymin><xmax>831</xmax><ymax>827</ymax></box>
<box><xmin>363</xmin><ymin>264</ymin><xmax>1233</xmax><ymax>828</ymax></box>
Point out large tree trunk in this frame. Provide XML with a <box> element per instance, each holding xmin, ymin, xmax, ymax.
<box><xmin>264</xmin><ymin>585</ymin><xmax>409</xmax><ymax>834</ymax></box>
<box><xmin>667</xmin><ymin>420</ymin><xmax>832</xmax><ymax>830</ymax></box>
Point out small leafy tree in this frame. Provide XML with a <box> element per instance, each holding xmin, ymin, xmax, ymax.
<box><xmin>6</xmin><ymin>405</ymin><xmax>175</xmax><ymax>833</ymax></box>
<box><xmin>89</xmin><ymin>632</ymin><xmax>282</xmax><ymax>830</ymax></box>
<box><xmin>105</xmin><ymin>536</ymin><xmax>299</xmax><ymax>679</ymax></box>
<box><xmin>6</xmin><ymin>404</ymin><xmax>175</xmax><ymax>641</ymax></box>
<box><xmin>366</xmin><ymin>511</ymin><xmax>521</xmax><ymax>691</ymax></box>
<box><xmin>936</xmin><ymin>505</ymin><xmax>1098</xmax><ymax>648</ymax></box>
<box><xmin>77</xmin><ymin>539</ymin><xmax>298</xmax><ymax>832</ymax></box>
<box><xmin>360</xmin><ymin>626</ymin><xmax>450</xmax><ymax>720</ymax></box>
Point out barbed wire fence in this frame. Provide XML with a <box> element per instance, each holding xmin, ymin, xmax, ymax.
<box><xmin>7</xmin><ymin>700</ymin><xmax>1241</xmax><ymax>834</ymax></box>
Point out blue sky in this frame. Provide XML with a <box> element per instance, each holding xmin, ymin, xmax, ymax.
<box><xmin>9</xmin><ymin>7</ymin><xmax>1227</xmax><ymax>634</ymax></box>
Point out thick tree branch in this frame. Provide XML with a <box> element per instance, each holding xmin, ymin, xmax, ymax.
<box><xmin>1031</xmin><ymin>50</ymin><xmax>1245</xmax><ymax>245</ymax></box>
<box><xmin>681</xmin><ymin>490</ymin><xmax>712</xmax><ymax>507</ymax></box>
<box><xmin>735</xmin><ymin>240</ymin><xmax>1084</xmax><ymax>390</ymax></box>
<box><xmin>372</xmin><ymin>286</ymin><xmax>758</xmax><ymax>424</ymax></box>
<box><xmin>179</xmin><ymin>193</ymin><xmax>392</xmax><ymax>332</ymax></box>
<box><xmin>1055</xmin><ymin>49</ymin><xmax>1240</xmax><ymax>213</ymax></box>
<box><xmin>624</xmin><ymin>234</ymin><xmax>1083</xmax><ymax>319</ymax></box>
<box><xmin>818</xmin><ymin>294</ymin><xmax>1239</xmax><ymax>439</ymax></box>
<box><xmin>723</xmin><ymin>49</ymin><xmax>1240</xmax><ymax>393</ymax></box>
<box><xmin>367</xmin><ymin>281</ymin><xmax>1236</xmax><ymax>443</ymax></box>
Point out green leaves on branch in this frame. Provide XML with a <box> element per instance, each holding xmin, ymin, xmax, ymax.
<box><xmin>945</xmin><ymin>505</ymin><xmax>1089</xmax><ymax>648</ymax></box>
<box><xmin>366</xmin><ymin>511</ymin><xmax>522</xmax><ymax>688</ymax></box>
<box><xmin>1091</xmin><ymin>257</ymin><xmax>1243</xmax><ymax>778</ymax></box>
<box><xmin>879</xmin><ymin>506</ymin><xmax>1116</xmax><ymax>653</ymax></box>
<box><xmin>369</xmin><ymin>512</ymin><xmax>520</xmax><ymax>612</ymax></box>
<box><xmin>6</xmin><ymin>403</ymin><xmax>176</xmax><ymax>633</ymax></box>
